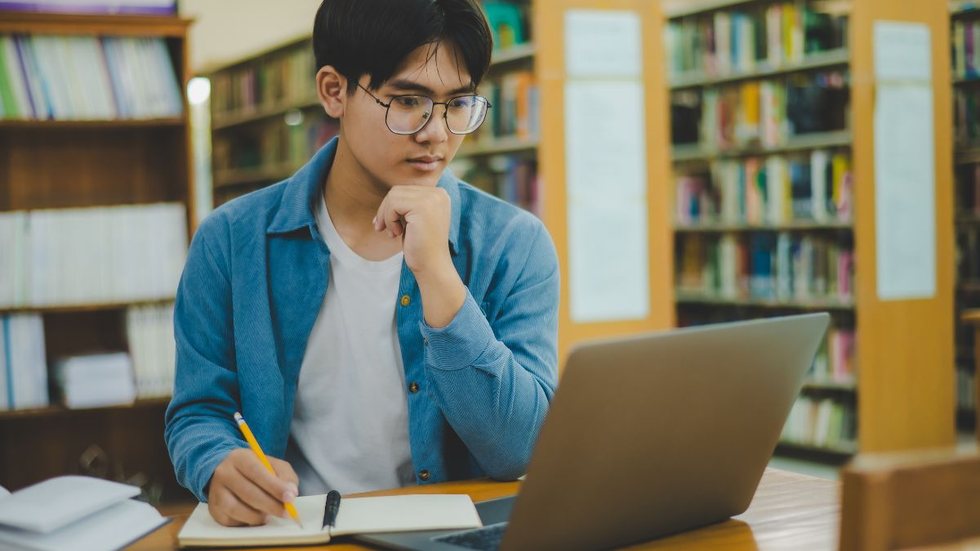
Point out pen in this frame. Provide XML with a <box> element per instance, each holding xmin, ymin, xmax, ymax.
<box><xmin>234</xmin><ymin>411</ymin><xmax>303</xmax><ymax>528</ymax></box>
<box><xmin>323</xmin><ymin>490</ymin><xmax>341</xmax><ymax>530</ymax></box>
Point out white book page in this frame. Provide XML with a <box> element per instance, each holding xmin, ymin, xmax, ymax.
<box><xmin>332</xmin><ymin>494</ymin><xmax>482</xmax><ymax>535</ymax></box>
<box><xmin>179</xmin><ymin>494</ymin><xmax>329</xmax><ymax>542</ymax></box>
<box><xmin>0</xmin><ymin>499</ymin><xmax>166</xmax><ymax>551</ymax></box>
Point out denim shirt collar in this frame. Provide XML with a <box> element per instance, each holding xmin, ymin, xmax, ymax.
<box><xmin>265</xmin><ymin>136</ymin><xmax>462</xmax><ymax>254</ymax></box>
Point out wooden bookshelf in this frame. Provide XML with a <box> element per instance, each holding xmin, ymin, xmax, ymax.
<box><xmin>952</xmin><ymin>3</ymin><xmax>980</xmax><ymax>434</ymax></box>
<box><xmin>670</xmin><ymin>48</ymin><xmax>850</xmax><ymax>89</ymax></box>
<box><xmin>0</xmin><ymin>12</ymin><xmax>192</xmax><ymax>501</ymax></box>
<box><xmin>666</xmin><ymin>0</ymin><xmax>955</xmax><ymax>458</ymax></box>
<box><xmin>672</xmin><ymin>130</ymin><xmax>853</xmax><ymax>162</ymax></box>
<box><xmin>0</xmin><ymin>298</ymin><xmax>176</xmax><ymax>316</ymax></box>
<box><xmin>457</xmin><ymin>135</ymin><xmax>540</xmax><ymax>157</ymax></box>
<box><xmin>674</xmin><ymin>220</ymin><xmax>853</xmax><ymax>232</ymax></box>
<box><xmin>674</xmin><ymin>292</ymin><xmax>857</xmax><ymax>311</ymax></box>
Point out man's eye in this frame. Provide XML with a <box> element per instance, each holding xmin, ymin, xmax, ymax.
<box><xmin>394</xmin><ymin>96</ymin><xmax>424</xmax><ymax>108</ymax></box>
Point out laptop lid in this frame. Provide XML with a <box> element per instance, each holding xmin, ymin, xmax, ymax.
<box><xmin>357</xmin><ymin>313</ymin><xmax>829</xmax><ymax>551</ymax></box>
<box><xmin>500</xmin><ymin>313</ymin><xmax>830</xmax><ymax>550</ymax></box>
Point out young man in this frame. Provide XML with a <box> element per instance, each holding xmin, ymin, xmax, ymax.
<box><xmin>165</xmin><ymin>0</ymin><xmax>559</xmax><ymax>527</ymax></box>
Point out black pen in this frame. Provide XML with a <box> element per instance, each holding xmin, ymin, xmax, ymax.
<box><xmin>323</xmin><ymin>490</ymin><xmax>341</xmax><ymax>529</ymax></box>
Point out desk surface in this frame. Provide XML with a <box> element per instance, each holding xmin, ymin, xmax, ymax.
<box><xmin>132</xmin><ymin>468</ymin><xmax>839</xmax><ymax>551</ymax></box>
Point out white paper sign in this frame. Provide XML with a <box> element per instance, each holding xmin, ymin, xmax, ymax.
<box><xmin>873</xmin><ymin>22</ymin><xmax>936</xmax><ymax>301</ymax></box>
<box><xmin>565</xmin><ymin>80</ymin><xmax>649</xmax><ymax>322</ymax></box>
<box><xmin>565</xmin><ymin>10</ymin><xmax>641</xmax><ymax>78</ymax></box>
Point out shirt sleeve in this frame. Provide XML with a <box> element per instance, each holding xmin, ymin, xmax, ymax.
<box><xmin>419</xmin><ymin>219</ymin><xmax>559</xmax><ymax>480</ymax></box>
<box><xmin>164</xmin><ymin>215</ymin><xmax>247</xmax><ymax>501</ymax></box>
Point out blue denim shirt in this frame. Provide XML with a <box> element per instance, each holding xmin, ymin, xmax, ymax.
<box><xmin>164</xmin><ymin>138</ymin><xmax>559</xmax><ymax>501</ymax></box>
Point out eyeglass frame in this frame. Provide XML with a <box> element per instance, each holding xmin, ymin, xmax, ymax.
<box><xmin>355</xmin><ymin>81</ymin><xmax>493</xmax><ymax>136</ymax></box>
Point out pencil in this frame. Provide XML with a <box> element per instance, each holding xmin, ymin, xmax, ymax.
<box><xmin>234</xmin><ymin>411</ymin><xmax>303</xmax><ymax>528</ymax></box>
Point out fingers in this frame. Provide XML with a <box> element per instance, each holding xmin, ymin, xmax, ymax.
<box><xmin>207</xmin><ymin>449</ymin><xmax>300</xmax><ymax>527</ymax></box>
<box><xmin>237</xmin><ymin>452</ymin><xmax>299</xmax><ymax>506</ymax></box>
<box><xmin>208</xmin><ymin>486</ymin><xmax>266</xmax><ymax>526</ymax></box>
<box><xmin>270</xmin><ymin>456</ymin><xmax>300</xmax><ymax>488</ymax></box>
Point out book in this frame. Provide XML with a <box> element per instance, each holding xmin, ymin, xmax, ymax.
<box><xmin>0</xmin><ymin>476</ymin><xmax>168</xmax><ymax>551</ymax></box>
<box><xmin>177</xmin><ymin>494</ymin><xmax>482</xmax><ymax>548</ymax></box>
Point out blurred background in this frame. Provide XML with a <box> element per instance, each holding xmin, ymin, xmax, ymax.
<box><xmin>0</xmin><ymin>0</ymin><xmax>973</xmax><ymax>505</ymax></box>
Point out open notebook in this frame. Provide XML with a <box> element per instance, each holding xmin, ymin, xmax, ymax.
<box><xmin>178</xmin><ymin>493</ymin><xmax>482</xmax><ymax>547</ymax></box>
<box><xmin>0</xmin><ymin>476</ymin><xmax>168</xmax><ymax>551</ymax></box>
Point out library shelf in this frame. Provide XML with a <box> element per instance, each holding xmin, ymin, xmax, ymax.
<box><xmin>674</xmin><ymin>220</ymin><xmax>853</xmax><ymax>233</ymax></box>
<box><xmin>457</xmin><ymin>136</ymin><xmax>540</xmax><ymax>157</ymax></box>
<box><xmin>490</xmin><ymin>43</ymin><xmax>536</xmax><ymax>66</ymax></box>
<box><xmin>669</xmin><ymin>49</ymin><xmax>849</xmax><ymax>90</ymax></box>
<box><xmin>0</xmin><ymin>117</ymin><xmax>186</xmax><ymax>129</ymax></box>
<box><xmin>211</xmin><ymin>98</ymin><xmax>322</xmax><ymax>131</ymax></box>
<box><xmin>801</xmin><ymin>380</ymin><xmax>858</xmax><ymax>393</ymax></box>
<box><xmin>0</xmin><ymin>397</ymin><xmax>171</xmax><ymax>422</ymax></box>
<box><xmin>213</xmin><ymin>163</ymin><xmax>298</xmax><ymax>189</ymax></box>
<box><xmin>663</xmin><ymin>0</ymin><xmax>761</xmax><ymax>19</ymax></box>
<box><xmin>674</xmin><ymin>291</ymin><xmax>856</xmax><ymax>311</ymax></box>
<box><xmin>956</xmin><ymin>147</ymin><xmax>980</xmax><ymax>165</ymax></box>
<box><xmin>672</xmin><ymin>130</ymin><xmax>853</xmax><ymax>162</ymax></box>
<box><xmin>775</xmin><ymin>440</ymin><xmax>858</xmax><ymax>459</ymax></box>
<box><xmin>0</xmin><ymin>298</ymin><xmax>175</xmax><ymax>316</ymax></box>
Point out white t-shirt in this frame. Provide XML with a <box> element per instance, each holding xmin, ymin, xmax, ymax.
<box><xmin>288</xmin><ymin>196</ymin><xmax>415</xmax><ymax>495</ymax></box>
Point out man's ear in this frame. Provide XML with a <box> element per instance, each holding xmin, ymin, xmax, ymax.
<box><xmin>316</xmin><ymin>65</ymin><xmax>347</xmax><ymax>118</ymax></box>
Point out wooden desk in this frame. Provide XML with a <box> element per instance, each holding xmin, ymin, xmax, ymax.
<box><xmin>131</xmin><ymin>468</ymin><xmax>838</xmax><ymax>551</ymax></box>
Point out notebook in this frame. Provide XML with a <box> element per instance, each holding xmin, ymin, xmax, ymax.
<box><xmin>0</xmin><ymin>476</ymin><xmax>169</xmax><ymax>551</ymax></box>
<box><xmin>178</xmin><ymin>493</ymin><xmax>482</xmax><ymax>547</ymax></box>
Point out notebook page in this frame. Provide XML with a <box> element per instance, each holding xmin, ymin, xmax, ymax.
<box><xmin>0</xmin><ymin>499</ymin><xmax>167</xmax><ymax>551</ymax></box>
<box><xmin>178</xmin><ymin>494</ymin><xmax>328</xmax><ymax>542</ymax></box>
<box><xmin>0</xmin><ymin>476</ymin><xmax>140</xmax><ymax>533</ymax></box>
<box><xmin>332</xmin><ymin>495</ymin><xmax>482</xmax><ymax>535</ymax></box>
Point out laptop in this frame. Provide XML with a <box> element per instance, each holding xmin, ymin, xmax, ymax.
<box><xmin>357</xmin><ymin>313</ymin><xmax>830</xmax><ymax>551</ymax></box>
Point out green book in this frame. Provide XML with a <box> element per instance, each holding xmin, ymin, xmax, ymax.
<box><xmin>0</xmin><ymin>38</ymin><xmax>19</xmax><ymax>118</ymax></box>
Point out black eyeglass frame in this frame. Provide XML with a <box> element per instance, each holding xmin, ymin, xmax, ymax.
<box><xmin>355</xmin><ymin>82</ymin><xmax>493</xmax><ymax>136</ymax></box>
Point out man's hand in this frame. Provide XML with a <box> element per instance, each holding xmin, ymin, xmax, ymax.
<box><xmin>373</xmin><ymin>185</ymin><xmax>452</xmax><ymax>276</ymax></box>
<box><xmin>374</xmin><ymin>185</ymin><xmax>466</xmax><ymax>328</ymax></box>
<box><xmin>207</xmin><ymin>448</ymin><xmax>299</xmax><ymax>527</ymax></box>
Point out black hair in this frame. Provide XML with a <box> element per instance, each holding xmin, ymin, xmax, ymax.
<box><xmin>313</xmin><ymin>0</ymin><xmax>493</xmax><ymax>94</ymax></box>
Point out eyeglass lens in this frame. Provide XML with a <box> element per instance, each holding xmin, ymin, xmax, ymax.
<box><xmin>386</xmin><ymin>95</ymin><xmax>489</xmax><ymax>135</ymax></box>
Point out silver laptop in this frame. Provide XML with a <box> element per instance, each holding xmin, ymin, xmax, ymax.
<box><xmin>357</xmin><ymin>313</ymin><xmax>830</xmax><ymax>551</ymax></box>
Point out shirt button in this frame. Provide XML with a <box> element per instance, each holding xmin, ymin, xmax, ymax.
<box><xmin>400</xmin><ymin>294</ymin><xmax>411</xmax><ymax>307</ymax></box>
<box><xmin>408</xmin><ymin>381</ymin><xmax>420</xmax><ymax>394</ymax></box>
<box><xmin>419</xmin><ymin>469</ymin><xmax>431</xmax><ymax>481</ymax></box>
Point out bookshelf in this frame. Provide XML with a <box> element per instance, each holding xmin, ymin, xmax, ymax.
<box><xmin>664</xmin><ymin>0</ymin><xmax>955</xmax><ymax>457</ymax></box>
<box><xmin>0</xmin><ymin>11</ymin><xmax>192</xmax><ymax>501</ymax></box>
<box><xmin>951</xmin><ymin>0</ymin><xmax>980</xmax><ymax>433</ymax></box>
<box><xmin>206</xmin><ymin>36</ymin><xmax>337</xmax><ymax>206</ymax></box>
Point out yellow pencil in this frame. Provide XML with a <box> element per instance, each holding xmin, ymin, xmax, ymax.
<box><xmin>233</xmin><ymin>411</ymin><xmax>303</xmax><ymax>528</ymax></box>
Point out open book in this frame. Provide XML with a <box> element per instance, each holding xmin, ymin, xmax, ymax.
<box><xmin>178</xmin><ymin>493</ymin><xmax>482</xmax><ymax>547</ymax></box>
<box><xmin>0</xmin><ymin>476</ymin><xmax>169</xmax><ymax>551</ymax></box>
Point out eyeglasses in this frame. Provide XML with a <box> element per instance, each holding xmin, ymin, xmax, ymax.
<box><xmin>356</xmin><ymin>82</ymin><xmax>492</xmax><ymax>135</ymax></box>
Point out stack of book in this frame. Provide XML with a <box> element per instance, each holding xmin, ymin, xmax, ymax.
<box><xmin>0</xmin><ymin>35</ymin><xmax>182</xmax><ymax>120</ymax></box>
<box><xmin>0</xmin><ymin>203</ymin><xmax>187</xmax><ymax>308</ymax></box>
<box><xmin>476</xmin><ymin>69</ymin><xmax>538</xmax><ymax>142</ymax></box>
<box><xmin>126</xmin><ymin>304</ymin><xmax>176</xmax><ymax>399</ymax></box>
<box><xmin>781</xmin><ymin>396</ymin><xmax>856</xmax><ymax>450</ymax></box>
<box><xmin>692</xmin><ymin>70</ymin><xmax>848</xmax><ymax>150</ymax></box>
<box><xmin>54</xmin><ymin>352</ymin><xmax>136</xmax><ymax>409</ymax></box>
<box><xmin>675</xmin><ymin>150</ymin><xmax>853</xmax><ymax>226</ymax></box>
<box><xmin>957</xmin><ymin>367</ymin><xmax>976</xmax><ymax>415</ymax></box>
<box><xmin>453</xmin><ymin>156</ymin><xmax>540</xmax><ymax>215</ymax></box>
<box><xmin>806</xmin><ymin>327</ymin><xmax>856</xmax><ymax>384</ymax></box>
<box><xmin>955</xmin><ymin>86</ymin><xmax>980</xmax><ymax>146</ymax></box>
<box><xmin>665</xmin><ymin>1</ymin><xmax>848</xmax><ymax>78</ymax></box>
<box><xmin>953</xmin><ymin>17</ymin><xmax>980</xmax><ymax>81</ymax></box>
<box><xmin>676</xmin><ymin>232</ymin><xmax>854</xmax><ymax>303</ymax></box>
<box><xmin>0</xmin><ymin>314</ymin><xmax>48</xmax><ymax>411</ymax></box>
<box><xmin>210</xmin><ymin>45</ymin><xmax>315</xmax><ymax>116</ymax></box>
